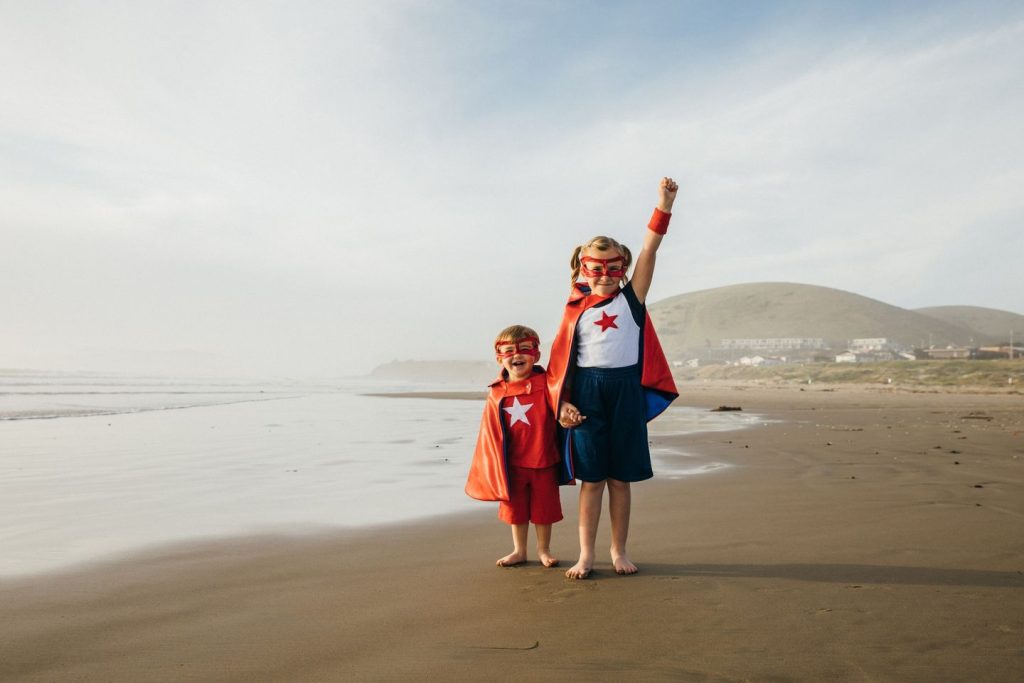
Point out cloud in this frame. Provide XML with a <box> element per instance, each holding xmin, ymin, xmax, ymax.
<box><xmin>1</xmin><ymin>2</ymin><xmax>1022</xmax><ymax>375</ymax></box>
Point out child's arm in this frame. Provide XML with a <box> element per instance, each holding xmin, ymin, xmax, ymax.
<box><xmin>631</xmin><ymin>176</ymin><xmax>678</xmax><ymax>304</ymax></box>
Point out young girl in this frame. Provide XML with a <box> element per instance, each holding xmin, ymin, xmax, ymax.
<box><xmin>546</xmin><ymin>177</ymin><xmax>679</xmax><ymax>579</ymax></box>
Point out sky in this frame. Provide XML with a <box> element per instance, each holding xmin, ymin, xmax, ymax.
<box><xmin>2</xmin><ymin>1</ymin><xmax>1022</xmax><ymax>377</ymax></box>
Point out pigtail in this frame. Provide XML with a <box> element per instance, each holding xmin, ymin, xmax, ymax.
<box><xmin>619</xmin><ymin>244</ymin><xmax>633</xmax><ymax>284</ymax></box>
<box><xmin>569</xmin><ymin>245</ymin><xmax>584</xmax><ymax>286</ymax></box>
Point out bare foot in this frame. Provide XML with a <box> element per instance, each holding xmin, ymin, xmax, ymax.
<box><xmin>565</xmin><ymin>557</ymin><xmax>592</xmax><ymax>579</ymax></box>
<box><xmin>612</xmin><ymin>552</ymin><xmax>638</xmax><ymax>575</ymax></box>
<box><xmin>496</xmin><ymin>550</ymin><xmax>527</xmax><ymax>567</ymax></box>
<box><xmin>537</xmin><ymin>549</ymin><xmax>559</xmax><ymax>568</ymax></box>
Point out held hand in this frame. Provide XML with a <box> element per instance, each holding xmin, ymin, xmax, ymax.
<box><xmin>559</xmin><ymin>401</ymin><xmax>586</xmax><ymax>428</ymax></box>
<box><xmin>657</xmin><ymin>176</ymin><xmax>678</xmax><ymax>213</ymax></box>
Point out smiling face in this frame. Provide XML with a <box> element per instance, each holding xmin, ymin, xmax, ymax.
<box><xmin>580</xmin><ymin>246</ymin><xmax>627</xmax><ymax>296</ymax></box>
<box><xmin>495</xmin><ymin>336</ymin><xmax>541</xmax><ymax>381</ymax></box>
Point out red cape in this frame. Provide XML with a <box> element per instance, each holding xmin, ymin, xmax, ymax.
<box><xmin>546</xmin><ymin>282</ymin><xmax>679</xmax><ymax>423</ymax></box>
<box><xmin>465</xmin><ymin>367</ymin><xmax>574</xmax><ymax>502</ymax></box>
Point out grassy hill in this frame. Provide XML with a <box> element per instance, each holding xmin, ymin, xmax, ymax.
<box><xmin>370</xmin><ymin>284</ymin><xmax>1021</xmax><ymax>386</ymax></box>
<box><xmin>678</xmin><ymin>359</ymin><xmax>1023</xmax><ymax>389</ymax></box>
<box><xmin>649</xmin><ymin>282</ymin><xmax>991</xmax><ymax>357</ymax></box>
<box><xmin>915</xmin><ymin>306</ymin><xmax>1024</xmax><ymax>344</ymax></box>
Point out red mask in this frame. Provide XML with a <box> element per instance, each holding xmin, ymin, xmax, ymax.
<box><xmin>495</xmin><ymin>336</ymin><xmax>541</xmax><ymax>359</ymax></box>
<box><xmin>580</xmin><ymin>255</ymin><xmax>626</xmax><ymax>279</ymax></box>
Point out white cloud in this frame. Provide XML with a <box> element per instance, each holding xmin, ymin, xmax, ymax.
<box><xmin>2</xmin><ymin>3</ymin><xmax>1021</xmax><ymax>375</ymax></box>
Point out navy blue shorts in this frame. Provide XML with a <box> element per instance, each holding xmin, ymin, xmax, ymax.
<box><xmin>569</xmin><ymin>365</ymin><xmax>652</xmax><ymax>483</ymax></box>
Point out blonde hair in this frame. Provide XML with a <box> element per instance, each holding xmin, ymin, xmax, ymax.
<box><xmin>569</xmin><ymin>235</ymin><xmax>632</xmax><ymax>287</ymax></box>
<box><xmin>494</xmin><ymin>324</ymin><xmax>540</xmax><ymax>347</ymax></box>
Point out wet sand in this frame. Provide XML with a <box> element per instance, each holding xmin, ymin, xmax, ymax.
<box><xmin>2</xmin><ymin>385</ymin><xmax>1022</xmax><ymax>681</ymax></box>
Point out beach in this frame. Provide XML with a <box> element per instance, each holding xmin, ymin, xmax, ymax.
<box><xmin>1</xmin><ymin>384</ymin><xmax>1022</xmax><ymax>681</ymax></box>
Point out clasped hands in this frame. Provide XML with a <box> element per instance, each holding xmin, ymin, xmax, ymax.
<box><xmin>558</xmin><ymin>401</ymin><xmax>586</xmax><ymax>429</ymax></box>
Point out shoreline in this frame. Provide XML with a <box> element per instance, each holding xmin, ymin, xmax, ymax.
<box><xmin>2</xmin><ymin>385</ymin><xmax>1022</xmax><ymax>681</ymax></box>
<box><xmin>0</xmin><ymin>393</ymin><xmax>750</xmax><ymax>581</ymax></box>
<box><xmin>361</xmin><ymin>390</ymin><xmax>485</xmax><ymax>400</ymax></box>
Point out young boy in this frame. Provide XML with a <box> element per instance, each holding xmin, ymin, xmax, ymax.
<box><xmin>465</xmin><ymin>325</ymin><xmax>572</xmax><ymax>567</ymax></box>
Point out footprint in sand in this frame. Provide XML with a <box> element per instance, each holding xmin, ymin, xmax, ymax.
<box><xmin>539</xmin><ymin>583</ymin><xmax>597</xmax><ymax>603</ymax></box>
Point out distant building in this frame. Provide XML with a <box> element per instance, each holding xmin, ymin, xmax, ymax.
<box><xmin>837</xmin><ymin>349</ymin><xmax>905</xmax><ymax>363</ymax></box>
<box><xmin>849</xmin><ymin>338</ymin><xmax>891</xmax><ymax>351</ymax></box>
<box><xmin>975</xmin><ymin>345</ymin><xmax>1024</xmax><ymax>360</ymax></box>
<box><xmin>720</xmin><ymin>338</ymin><xmax>826</xmax><ymax>351</ymax></box>
<box><xmin>915</xmin><ymin>346</ymin><xmax>972</xmax><ymax>360</ymax></box>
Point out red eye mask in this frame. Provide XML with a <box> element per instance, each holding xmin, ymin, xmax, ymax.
<box><xmin>495</xmin><ymin>336</ymin><xmax>541</xmax><ymax>359</ymax></box>
<box><xmin>580</xmin><ymin>255</ymin><xmax>626</xmax><ymax>279</ymax></box>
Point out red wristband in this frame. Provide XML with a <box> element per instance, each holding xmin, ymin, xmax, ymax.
<box><xmin>648</xmin><ymin>208</ymin><xmax>671</xmax><ymax>235</ymax></box>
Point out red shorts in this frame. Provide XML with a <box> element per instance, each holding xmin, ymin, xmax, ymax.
<box><xmin>498</xmin><ymin>465</ymin><xmax>563</xmax><ymax>525</ymax></box>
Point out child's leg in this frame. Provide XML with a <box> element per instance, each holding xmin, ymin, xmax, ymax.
<box><xmin>566</xmin><ymin>480</ymin><xmax>606</xmax><ymax>579</ymax></box>
<box><xmin>607</xmin><ymin>478</ymin><xmax>637</xmax><ymax>574</ymax></box>
<box><xmin>496</xmin><ymin>523</ymin><xmax>529</xmax><ymax>567</ymax></box>
<box><xmin>534</xmin><ymin>524</ymin><xmax>558</xmax><ymax>567</ymax></box>
<box><xmin>531</xmin><ymin>466</ymin><xmax>562</xmax><ymax>568</ymax></box>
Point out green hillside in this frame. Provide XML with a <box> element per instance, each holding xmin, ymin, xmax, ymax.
<box><xmin>915</xmin><ymin>306</ymin><xmax>1024</xmax><ymax>343</ymax></box>
<box><xmin>649</xmin><ymin>282</ymin><xmax>990</xmax><ymax>357</ymax></box>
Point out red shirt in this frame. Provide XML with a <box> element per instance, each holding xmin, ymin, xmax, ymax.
<box><xmin>501</xmin><ymin>375</ymin><xmax>559</xmax><ymax>469</ymax></box>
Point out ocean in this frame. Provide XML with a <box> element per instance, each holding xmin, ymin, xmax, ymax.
<box><xmin>0</xmin><ymin>370</ymin><xmax>757</xmax><ymax>577</ymax></box>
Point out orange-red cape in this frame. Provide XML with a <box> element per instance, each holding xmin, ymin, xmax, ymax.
<box><xmin>464</xmin><ymin>367</ymin><xmax>574</xmax><ymax>502</ymax></box>
<box><xmin>546</xmin><ymin>282</ymin><xmax>679</xmax><ymax>424</ymax></box>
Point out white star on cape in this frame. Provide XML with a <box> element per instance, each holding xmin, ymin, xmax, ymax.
<box><xmin>503</xmin><ymin>397</ymin><xmax>533</xmax><ymax>426</ymax></box>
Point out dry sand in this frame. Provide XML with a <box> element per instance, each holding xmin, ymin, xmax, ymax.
<box><xmin>2</xmin><ymin>385</ymin><xmax>1022</xmax><ymax>682</ymax></box>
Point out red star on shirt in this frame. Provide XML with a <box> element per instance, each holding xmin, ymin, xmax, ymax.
<box><xmin>594</xmin><ymin>311</ymin><xmax>619</xmax><ymax>332</ymax></box>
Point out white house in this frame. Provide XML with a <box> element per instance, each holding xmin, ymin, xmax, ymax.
<box><xmin>849</xmin><ymin>338</ymin><xmax>891</xmax><ymax>351</ymax></box>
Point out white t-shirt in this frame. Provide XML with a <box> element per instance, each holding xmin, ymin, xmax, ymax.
<box><xmin>575</xmin><ymin>283</ymin><xmax>644</xmax><ymax>368</ymax></box>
